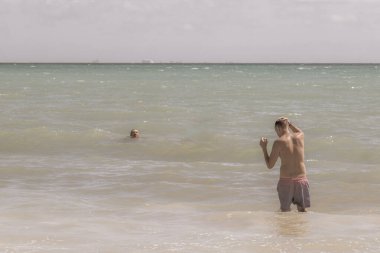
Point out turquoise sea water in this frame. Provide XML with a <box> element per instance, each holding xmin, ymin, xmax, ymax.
<box><xmin>0</xmin><ymin>63</ymin><xmax>379</xmax><ymax>252</ymax></box>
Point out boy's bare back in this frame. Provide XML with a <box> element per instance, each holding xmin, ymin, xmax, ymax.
<box><xmin>276</xmin><ymin>131</ymin><xmax>306</xmax><ymax>178</ymax></box>
<box><xmin>259</xmin><ymin>118</ymin><xmax>306</xmax><ymax>178</ymax></box>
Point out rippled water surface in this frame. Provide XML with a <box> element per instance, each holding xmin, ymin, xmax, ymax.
<box><xmin>0</xmin><ymin>63</ymin><xmax>379</xmax><ymax>252</ymax></box>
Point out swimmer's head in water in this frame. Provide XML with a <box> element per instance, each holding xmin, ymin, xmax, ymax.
<box><xmin>130</xmin><ymin>129</ymin><xmax>140</xmax><ymax>138</ymax></box>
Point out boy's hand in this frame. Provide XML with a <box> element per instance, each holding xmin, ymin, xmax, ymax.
<box><xmin>279</xmin><ymin>116</ymin><xmax>289</xmax><ymax>123</ymax></box>
<box><xmin>260</xmin><ymin>137</ymin><xmax>268</xmax><ymax>149</ymax></box>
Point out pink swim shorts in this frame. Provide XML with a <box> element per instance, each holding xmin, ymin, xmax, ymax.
<box><xmin>277</xmin><ymin>176</ymin><xmax>310</xmax><ymax>211</ymax></box>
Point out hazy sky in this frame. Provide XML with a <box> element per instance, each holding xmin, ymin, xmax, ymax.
<box><xmin>1</xmin><ymin>0</ymin><xmax>380</xmax><ymax>63</ymax></box>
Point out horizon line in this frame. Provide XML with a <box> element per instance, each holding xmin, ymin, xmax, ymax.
<box><xmin>0</xmin><ymin>62</ymin><xmax>379</xmax><ymax>65</ymax></box>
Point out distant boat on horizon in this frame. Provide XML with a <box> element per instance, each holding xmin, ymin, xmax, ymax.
<box><xmin>141</xmin><ymin>59</ymin><xmax>155</xmax><ymax>64</ymax></box>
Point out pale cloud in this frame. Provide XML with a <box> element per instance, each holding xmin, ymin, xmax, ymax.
<box><xmin>0</xmin><ymin>0</ymin><xmax>379</xmax><ymax>62</ymax></box>
<box><xmin>183</xmin><ymin>24</ymin><xmax>195</xmax><ymax>31</ymax></box>
<box><xmin>330</xmin><ymin>14</ymin><xmax>358</xmax><ymax>23</ymax></box>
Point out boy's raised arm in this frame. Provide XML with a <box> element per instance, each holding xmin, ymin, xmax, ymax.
<box><xmin>288</xmin><ymin>121</ymin><xmax>303</xmax><ymax>135</ymax></box>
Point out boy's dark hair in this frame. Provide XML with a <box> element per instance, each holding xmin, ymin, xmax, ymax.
<box><xmin>275</xmin><ymin>119</ymin><xmax>287</xmax><ymax>129</ymax></box>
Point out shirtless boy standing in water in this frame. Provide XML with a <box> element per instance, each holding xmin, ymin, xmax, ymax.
<box><xmin>260</xmin><ymin>117</ymin><xmax>310</xmax><ymax>212</ymax></box>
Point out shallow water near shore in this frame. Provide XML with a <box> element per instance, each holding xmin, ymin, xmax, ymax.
<box><xmin>0</xmin><ymin>63</ymin><xmax>380</xmax><ymax>252</ymax></box>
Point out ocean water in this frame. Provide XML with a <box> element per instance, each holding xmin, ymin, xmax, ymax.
<box><xmin>0</xmin><ymin>63</ymin><xmax>379</xmax><ymax>252</ymax></box>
